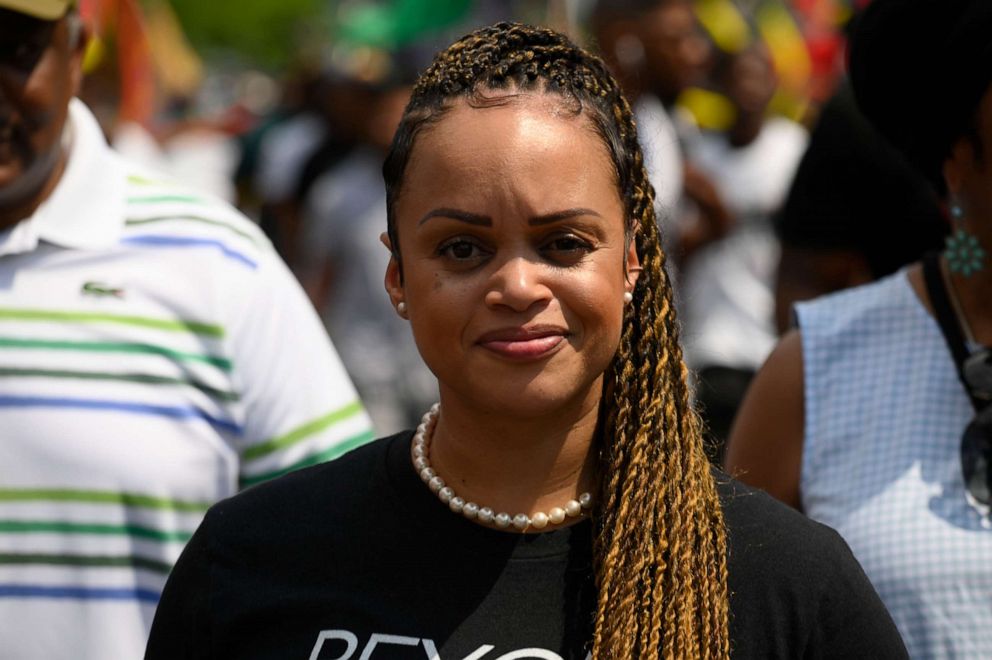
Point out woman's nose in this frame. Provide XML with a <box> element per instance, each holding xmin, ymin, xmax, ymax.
<box><xmin>484</xmin><ymin>256</ymin><xmax>552</xmax><ymax>312</ymax></box>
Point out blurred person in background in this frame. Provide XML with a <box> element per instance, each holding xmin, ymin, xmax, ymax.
<box><xmin>234</xmin><ymin>66</ymin><xmax>326</xmax><ymax>228</ymax></box>
<box><xmin>592</xmin><ymin>0</ymin><xmax>684</xmax><ymax>219</ymax></box>
<box><xmin>592</xmin><ymin>0</ymin><xmax>731</xmax><ymax>269</ymax></box>
<box><xmin>0</xmin><ymin>1</ymin><xmax>372</xmax><ymax>657</ymax></box>
<box><xmin>726</xmin><ymin>0</ymin><xmax>992</xmax><ymax>655</ymax></box>
<box><xmin>681</xmin><ymin>40</ymin><xmax>808</xmax><ymax>457</ymax></box>
<box><xmin>773</xmin><ymin>79</ymin><xmax>946</xmax><ymax>334</ymax></box>
<box><xmin>244</xmin><ymin>69</ymin><xmax>364</xmax><ymax>260</ymax></box>
<box><xmin>297</xmin><ymin>66</ymin><xmax>438</xmax><ymax>433</ymax></box>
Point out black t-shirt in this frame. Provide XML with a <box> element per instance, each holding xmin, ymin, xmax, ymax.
<box><xmin>145</xmin><ymin>433</ymin><xmax>907</xmax><ymax>659</ymax></box>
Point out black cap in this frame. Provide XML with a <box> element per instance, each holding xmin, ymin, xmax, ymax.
<box><xmin>848</xmin><ymin>0</ymin><xmax>992</xmax><ymax>189</ymax></box>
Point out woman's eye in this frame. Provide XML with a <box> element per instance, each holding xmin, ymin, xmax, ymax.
<box><xmin>438</xmin><ymin>239</ymin><xmax>487</xmax><ymax>261</ymax></box>
<box><xmin>544</xmin><ymin>235</ymin><xmax>592</xmax><ymax>255</ymax></box>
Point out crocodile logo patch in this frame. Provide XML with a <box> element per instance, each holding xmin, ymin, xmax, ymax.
<box><xmin>82</xmin><ymin>281</ymin><xmax>125</xmax><ymax>298</ymax></box>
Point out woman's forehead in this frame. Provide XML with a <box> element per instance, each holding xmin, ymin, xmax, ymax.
<box><xmin>395</xmin><ymin>98</ymin><xmax>624</xmax><ymax>226</ymax></box>
<box><xmin>411</xmin><ymin>93</ymin><xmax>607</xmax><ymax>165</ymax></box>
<box><xmin>408</xmin><ymin>104</ymin><xmax>609</xmax><ymax>189</ymax></box>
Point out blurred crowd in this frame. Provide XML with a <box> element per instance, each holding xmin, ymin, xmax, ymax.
<box><xmin>81</xmin><ymin>0</ymin><xmax>947</xmax><ymax>442</ymax></box>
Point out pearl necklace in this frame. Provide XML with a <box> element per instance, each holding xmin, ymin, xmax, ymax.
<box><xmin>411</xmin><ymin>403</ymin><xmax>593</xmax><ymax>531</ymax></box>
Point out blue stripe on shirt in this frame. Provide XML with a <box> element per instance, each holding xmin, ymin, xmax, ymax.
<box><xmin>120</xmin><ymin>235</ymin><xmax>258</xmax><ymax>269</ymax></box>
<box><xmin>0</xmin><ymin>584</ymin><xmax>160</xmax><ymax>603</ymax></box>
<box><xmin>0</xmin><ymin>395</ymin><xmax>242</xmax><ymax>434</ymax></box>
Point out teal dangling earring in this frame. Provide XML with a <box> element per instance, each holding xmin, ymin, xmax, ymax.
<box><xmin>944</xmin><ymin>200</ymin><xmax>987</xmax><ymax>276</ymax></box>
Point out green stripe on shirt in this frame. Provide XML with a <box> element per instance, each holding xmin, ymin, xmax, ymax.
<box><xmin>0</xmin><ymin>367</ymin><xmax>239</xmax><ymax>402</ymax></box>
<box><xmin>0</xmin><ymin>309</ymin><xmax>224</xmax><ymax>338</ymax></box>
<box><xmin>241</xmin><ymin>401</ymin><xmax>366</xmax><ymax>461</ymax></box>
<box><xmin>0</xmin><ymin>338</ymin><xmax>232</xmax><ymax>371</ymax></box>
<box><xmin>127</xmin><ymin>194</ymin><xmax>205</xmax><ymax>205</ymax></box>
<box><xmin>240</xmin><ymin>429</ymin><xmax>376</xmax><ymax>488</ymax></box>
<box><xmin>126</xmin><ymin>174</ymin><xmax>167</xmax><ymax>186</ymax></box>
<box><xmin>0</xmin><ymin>489</ymin><xmax>211</xmax><ymax>513</ymax></box>
<box><xmin>0</xmin><ymin>520</ymin><xmax>193</xmax><ymax>543</ymax></box>
<box><xmin>0</xmin><ymin>552</ymin><xmax>173</xmax><ymax>574</ymax></box>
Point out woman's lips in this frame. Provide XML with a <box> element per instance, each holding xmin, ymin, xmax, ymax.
<box><xmin>477</xmin><ymin>327</ymin><xmax>568</xmax><ymax>360</ymax></box>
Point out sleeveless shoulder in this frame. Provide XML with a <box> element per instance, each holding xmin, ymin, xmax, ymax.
<box><xmin>794</xmin><ymin>272</ymin><xmax>991</xmax><ymax>657</ymax></box>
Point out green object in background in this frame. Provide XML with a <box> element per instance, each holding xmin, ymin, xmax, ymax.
<box><xmin>168</xmin><ymin>0</ymin><xmax>328</xmax><ymax>68</ymax></box>
<box><xmin>338</xmin><ymin>0</ymin><xmax>473</xmax><ymax>48</ymax></box>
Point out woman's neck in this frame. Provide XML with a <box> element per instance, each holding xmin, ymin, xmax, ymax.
<box><xmin>948</xmin><ymin>266</ymin><xmax>992</xmax><ymax>346</ymax></box>
<box><xmin>423</xmin><ymin>387</ymin><xmax>601</xmax><ymax>525</ymax></box>
<box><xmin>951</xmin><ymin>216</ymin><xmax>992</xmax><ymax>345</ymax></box>
<box><xmin>908</xmin><ymin>254</ymin><xmax>992</xmax><ymax>346</ymax></box>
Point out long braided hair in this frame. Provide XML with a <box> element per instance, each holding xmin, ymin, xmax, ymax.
<box><xmin>383</xmin><ymin>23</ymin><xmax>730</xmax><ymax>659</ymax></box>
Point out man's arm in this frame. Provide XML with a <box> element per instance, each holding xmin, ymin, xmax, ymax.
<box><xmin>229</xmin><ymin>248</ymin><xmax>374</xmax><ymax>488</ymax></box>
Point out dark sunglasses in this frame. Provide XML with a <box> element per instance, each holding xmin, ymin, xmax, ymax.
<box><xmin>0</xmin><ymin>12</ymin><xmax>55</xmax><ymax>77</ymax></box>
<box><xmin>962</xmin><ymin>350</ymin><xmax>992</xmax><ymax>509</ymax></box>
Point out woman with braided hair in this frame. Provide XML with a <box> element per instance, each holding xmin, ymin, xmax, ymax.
<box><xmin>146</xmin><ymin>23</ymin><xmax>904</xmax><ymax>659</ymax></box>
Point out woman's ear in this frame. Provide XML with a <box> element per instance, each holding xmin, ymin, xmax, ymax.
<box><xmin>379</xmin><ymin>231</ymin><xmax>394</xmax><ymax>254</ymax></box>
<box><xmin>624</xmin><ymin>224</ymin><xmax>642</xmax><ymax>291</ymax></box>
<box><xmin>381</xmin><ymin>233</ymin><xmax>407</xmax><ymax>318</ymax></box>
<box><xmin>943</xmin><ymin>135</ymin><xmax>975</xmax><ymax>197</ymax></box>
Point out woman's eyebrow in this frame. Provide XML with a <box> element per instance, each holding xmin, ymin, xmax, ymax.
<box><xmin>529</xmin><ymin>208</ymin><xmax>603</xmax><ymax>225</ymax></box>
<box><xmin>418</xmin><ymin>208</ymin><xmax>491</xmax><ymax>226</ymax></box>
<box><xmin>417</xmin><ymin>207</ymin><xmax>602</xmax><ymax>226</ymax></box>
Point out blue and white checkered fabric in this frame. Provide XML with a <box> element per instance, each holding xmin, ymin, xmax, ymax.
<box><xmin>797</xmin><ymin>270</ymin><xmax>992</xmax><ymax>659</ymax></box>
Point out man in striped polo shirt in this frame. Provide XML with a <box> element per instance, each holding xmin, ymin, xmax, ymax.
<box><xmin>0</xmin><ymin>2</ymin><xmax>374</xmax><ymax>657</ymax></box>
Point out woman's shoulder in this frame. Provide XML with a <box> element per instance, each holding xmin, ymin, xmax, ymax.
<box><xmin>715</xmin><ymin>469</ymin><xmax>840</xmax><ymax>547</ymax></box>
<box><xmin>243</xmin><ymin>432</ymin><xmax>402</xmax><ymax>495</ymax></box>
<box><xmin>794</xmin><ymin>269</ymin><xmax>915</xmax><ymax>335</ymax></box>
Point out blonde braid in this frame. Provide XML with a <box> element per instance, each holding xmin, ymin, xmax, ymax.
<box><xmin>383</xmin><ymin>23</ymin><xmax>730</xmax><ymax>659</ymax></box>
<box><xmin>594</xmin><ymin>155</ymin><xmax>730</xmax><ymax>657</ymax></box>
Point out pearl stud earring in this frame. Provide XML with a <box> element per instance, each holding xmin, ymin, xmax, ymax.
<box><xmin>397</xmin><ymin>302</ymin><xmax>407</xmax><ymax>316</ymax></box>
<box><xmin>623</xmin><ymin>292</ymin><xmax>633</xmax><ymax>304</ymax></box>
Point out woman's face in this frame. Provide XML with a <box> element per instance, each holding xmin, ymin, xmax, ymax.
<box><xmin>386</xmin><ymin>94</ymin><xmax>639</xmax><ymax>417</ymax></box>
<box><xmin>946</xmin><ymin>85</ymin><xmax>992</xmax><ymax>233</ymax></box>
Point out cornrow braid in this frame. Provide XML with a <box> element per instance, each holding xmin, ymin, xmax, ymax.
<box><xmin>383</xmin><ymin>22</ymin><xmax>729</xmax><ymax>659</ymax></box>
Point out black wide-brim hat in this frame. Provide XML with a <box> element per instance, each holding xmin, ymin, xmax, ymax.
<box><xmin>848</xmin><ymin>0</ymin><xmax>992</xmax><ymax>190</ymax></box>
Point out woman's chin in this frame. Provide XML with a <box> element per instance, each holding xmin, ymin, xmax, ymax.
<box><xmin>442</xmin><ymin>377</ymin><xmax>603</xmax><ymax>421</ymax></box>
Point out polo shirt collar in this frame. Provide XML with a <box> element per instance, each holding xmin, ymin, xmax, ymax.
<box><xmin>0</xmin><ymin>98</ymin><xmax>126</xmax><ymax>255</ymax></box>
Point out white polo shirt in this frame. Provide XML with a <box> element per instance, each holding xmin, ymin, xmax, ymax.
<box><xmin>0</xmin><ymin>100</ymin><xmax>374</xmax><ymax>659</ymax></box>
